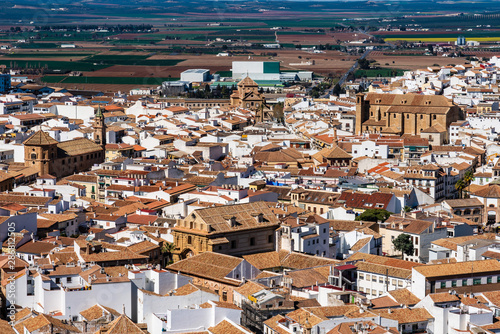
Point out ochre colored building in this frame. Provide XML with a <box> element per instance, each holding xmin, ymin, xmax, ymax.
<box><xmin>24</xmin><ymin>108</ymin><xmax>106</xmax><ymax>179</ymax></box>
<box><xmin>171</xmin><ymin>202</ymin><xmax>280</xmax><ymax>261</ymax></box>
<box><xmin>355</xmin><ymin>93</ymin><xmax>463</xmax><ymax>137</ymax></box>
<box><xmin>230</xmin><ymin>77</ymin><xmax>267</xmax><ymax>121</ymax></box>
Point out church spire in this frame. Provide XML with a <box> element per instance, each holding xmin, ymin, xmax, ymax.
<box><xmin>96</xmin><ymin>104</ymin><xmax>103</xmax><ymax>117</ymax></box>
<box><xmin>94</xmin><ymin>104</ymin><xmax>106</xmax><ymax>148</ymax></box>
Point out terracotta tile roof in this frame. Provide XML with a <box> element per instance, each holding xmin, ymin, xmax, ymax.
<box><xmin>243</xmin><ymin>250</ymin><xmax>338</xmax><ymax>270</ymax></box>
<box><xmin>166</xmin><ymin>252</ymin><xmax>245</xmax><ymax>285</ymax></box>
<box><xmin>348</xmin><ymin>253</ymin><xmax>424</xmax><ymax>279</ymax></box>
<box><xmin>64</xmin><ymin>174</ymin><xmax>98</xmax><ymax>183</ymax></box>
<box><xmin>80</xmin><ymin>304</ymin><xmax>120</xmax><ymax>321</ymax></box>
<box><xmin>255</xmin><ymin>271</ymin><xmax>279</xmax><ymax>279</ymax></box>
<box><xmin>126</xmin><ymin>214</ymin><xmax>158</xmax><ymax>226</ymax></box>
<box><xmin>98</xmin><ymin>314</ymin><xmax>147</xmax><ymax>333</ymax></box>
<box><xmin>443</xmin><ymin>198</ymin><xmax>483</xmax><ymax>208</ymax></box>
<box><xmin>309</xmin><ymin>305</ymin><xmax>360</xmax><ymax>318</ymax></box>
<box><xmin>57</xmin><ymin>137</ymin><xmax>102</xmax><ymax>157</ymax></box>
<box><xmin>329</xmin><ymin>220</ymin><xmax>377</xmax><ymax>232</ymax></box>
<box><xmin>80</xmin><ymin>249</ymin><xmax>148</xmax><ymax>263</ymax></box>
<box><xmin>185</xmin><ymin>202</ymin><xmax>280</xmax><ymax>234</ymax></box>
<box><xmin>429</xmin><ymin>292</ymin><xmax>459</xmax><ymax>303</ymax></box>
<box><xmin>482</xmin><ymin>290</ymin><xmax>500</xmax><ymax>307</ymax></box>
<box><xmin>471</xmin><ymin>184</ymin><xmax>500</xmax><ymax>198</ymax></box>
<box><xmin>431</xmin><ymin>234</ymin><xmax>496</xmax><ymax>252</ymax></box>
<box><xmin>415</xmin><ymin>259</ymin><xmax>500</xmax><ymax>278</ymax></box>
<box><xmin>372</xmin><ymin>308</ymin><xmax>433</xmax><ymax>324</ymax></box>
<box><xmin>388</xmin><ymin>289</ymin><xmax>421</xmax><ymax>306</ymax></box>
<box><xmin>263</xmin><ymin>314</ymin><xmax>289</xmax><ymax>334</ymax></box>
<box><xmin>286</xmin><ymin>308</ymin><xmax>325</xmax><ymax>327</ymax></box>
<box><xmin>172</xmin><ymin>282</ymin><xmax>214</xmax><ymax>296</ymax></box>
<box><xmin>0</xmin><ymin>319</ymin><xmax>15</xmax><ymax>334</ymax></box>
<box><xmin>200</xmin><ymin>300</ymin><xmax>241</xmax><ymax>310</ymax></box>
<box><xmin>312</xmin><ymin>146</ymin><xmax>352</xmax><ymax>161</ymax></box>
<box><xmin>0</xmin><ymin>255</ymin><xmax>28</xmax><ymax>269</ymax></box>
<box><xmin>350</xmin><ymin>237</ymin><xmax>371</xmax><ymax>252</ymax></box>
<box><xmin>370</xmin><ymin>296</ymin><xmax>400</xmax><ymax>309</ymax></box>
<box><xmin>16</xmin><ymin>241</ymin><xmax>58</xmax><ymax>255</ymax></box>
<box><xmin>49</xmin><ymin>250</ymin><xmax>79</xmax><ymax>265</ymax></box>
<box><xmin>0</xmin><ymin>194</ymin><xmax>52</xmax><ymax>206</ymax></box>
<box><xmin>208</xmin><ymin>320</ymin><xmax>250</xmax><ymax>334</ymax></box>
<box><xmin>335</xmin><ymin>192</ymin><xmax>394</xmax><ymax>210</ymax></box>
<box><xmin>234</xmin><ymin>281</ymin><xmax>267</xmax><ymax>297</ymax></box>
<box><xmin>14</xmin><ymin>314</ymin><xmax>81</xmax><ymax>333</ymax></box>
<box><xmin>127</xmin><ymin>240</ymin><xmax>158</xmax><ymax>254</ymax></box>
<box><xmin>286</xmin><ymin>268</ymin><xmax>329</xmax><ymax>288</ymax></box>
<box><xmin>23</xmin><ymin>130</ymin><xmax>58</xmax><ymax>146</ymax></box>
<box><xmin>327</xmin><ymin>321</ymin><xmax>391</xmax><ymax>334</ymax></box>
<box><xmin>356</xmin><ymin>261</ymin><xmax>411</xmax><ymax>279</ymax></box>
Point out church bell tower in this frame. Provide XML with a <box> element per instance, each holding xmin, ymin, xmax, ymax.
<box><xmin>94</xmin><ymin>105</ymin><xmax>106</xmax><ymax>148</ymax></box>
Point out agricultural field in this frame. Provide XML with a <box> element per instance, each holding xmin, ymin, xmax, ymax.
<box><xmin>369</xmin><ymin>55</ymin><xmax>469</xmax><ymax>71</ymax></box>
<box><xmin>41</xmin><ymin>76</ymin><xmax>178</xmax><ymax>85</ymax></box>
<box><xmin>385</xmin><ymin>37</ymin><xmax>500</xmax><ymax>43</ymax></box>
<box><xmin>0</xmin><ymin>0</ymin><xmax>499</xmax><ymax>91</ymax></box>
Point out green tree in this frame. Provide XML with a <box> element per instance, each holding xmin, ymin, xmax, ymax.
<box><xmin>463</xmin><ymin>170</ymin><xmax>475</xmax><ymax>198</ymax></box>
<box><xmin>355</xmin><ymin>209</ymin><xmax>391</xmax><ymax>222</ymax></box>
<box><xmin>455</xmin><ymin>178</ymin><xmax>466</xmax><ymax>199</ymax></box>
<box><xmin>358</xmin><ymin>58</ymin><xmax>370</xmax><ymax>70</ymax></box>
<box><xmin>392</xmin><ymin>234</ymin><xmax>414</xmax><ymax>259</ymax></box>
<box><xmin>161</xmin><ymin>242</ymin><xmax>176</xmax><ymax>265</ymax></box>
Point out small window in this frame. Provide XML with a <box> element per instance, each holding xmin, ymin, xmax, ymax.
<box><xmin>250</xmin><ymin>237</ymin><xmax>255</xmax><ymax>246</ymax></box>
<box><xmin>441</xmin><ymin>282</ymin><xmax>446</xmax><ymax>289</ymax></box>
<box><xmin>473</xmin><ymin>278</ymin><xmax>481</xmax><ymax>285</ymax></box>
<box><xmin>231</xmin><ymin>240</ymin><xmax>237</xmax><ymax>249</ymax></box>
<box><xmin>462</xmin><ymin>279</ymin><xmax>468</xmax><ymax>286</ymax></box>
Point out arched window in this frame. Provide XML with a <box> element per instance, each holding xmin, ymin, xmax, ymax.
<box><xmin>30</xmin><ymin>153</ymin><xmax>36</xmax><ymax>160</ymax></box>
<box><xmin>187</xmin><ymin>236</ymin><xmax>192</xmax><ymax>244</ymax></box>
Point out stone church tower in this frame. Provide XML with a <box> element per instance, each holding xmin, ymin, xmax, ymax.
<box><xmin>230</xmin><ymin>76</ymin><xmax>266</xmax><ymax>122</ymax></box>
<box><xmin>23</xmin><ymin>131</ymin><xmax>59</xmax><ymax>176</ymax></box>
<box><xmin>93</xmin><ymin>105</ymin><xmax>106</xmax><ymax>148</ymax></box>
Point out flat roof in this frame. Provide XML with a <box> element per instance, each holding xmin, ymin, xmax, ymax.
<box><xmin>182</xmin><ymin>69</ymin><xmax>210</xmax><ymax>74</ymax></box>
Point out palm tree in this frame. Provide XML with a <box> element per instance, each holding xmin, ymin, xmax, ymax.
<box><xmin>455</xmin><ymin>178</ymin><xmax>466</xmax><ymax>199</ymax></box>
<box><xmin>463</xmin><ymin>170</ymin><xmax>475</xmax><ymax>198</ymax></box>
<box><xmin>161</xmin><ymin>242</ymin><xmax>176</xmax><ymax>266</ymax></box>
